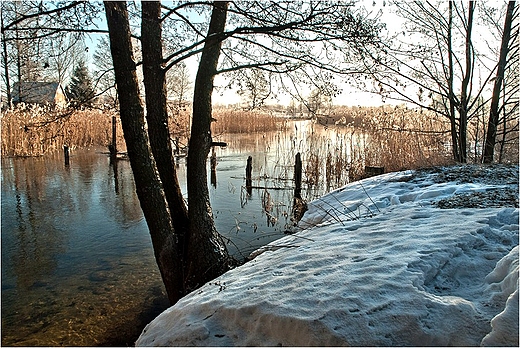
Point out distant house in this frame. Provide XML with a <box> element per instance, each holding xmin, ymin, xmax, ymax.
<box><xmin>11</xmin><ymin>81</ymin><xmax>67</xmax><ymax>107</ymax></box>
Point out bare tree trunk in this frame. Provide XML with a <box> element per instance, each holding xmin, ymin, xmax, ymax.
<box><xmin>141</xmin><ymin>1</ymin><xmax>189</xmax><ymax>234</ymax></box>
<box><xmin>185</xmin><ymin>1</ymin><xmax>231</xmax><ymax>291</ymax></box>
<box><xmin>1</xmin><ymin>10</ymin><xmax>12</xmax><ymax>107</ymax></box>
<box><xmin>458</xmin><ymin>1</ymin><xmax>475</xmax><ymax>164</ymax></box>
<box><xmin>104</xmin><ymin>1</ymin><xmax>185</xmax><ymax>304</ymax></box>
<box><xmin>447</xmin><ymin>2</ymin><xmax>461</xmax><ymax>163</ymax></box>
<box><xmin>483</xmin><ymin>1</ymin><xmax>516</xmax><ymax>163</ymax></box>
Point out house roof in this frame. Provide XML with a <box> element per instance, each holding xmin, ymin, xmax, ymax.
<box><xmin>11</xmin><ymin>81</ymin><xmax>65</xmax><ymax>104</ymax></box>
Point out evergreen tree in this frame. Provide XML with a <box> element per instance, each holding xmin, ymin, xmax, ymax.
<box><xmin>67</xmin><ymin>60</ymin><xmax>95</xmax><ymax>107</ymax></box>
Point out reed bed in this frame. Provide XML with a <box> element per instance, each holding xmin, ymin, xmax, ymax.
<box><xmin>1</xmin><ymin>104</ymin><xmax>125</xmax><ymax>157</ymax></box>
<box><xmin>2</xmin><ymin>103</ymin><xmax>471</xmax><ymax>181</ymax></box>
<box><xmin>289</xmin><ymin>105</ymin><xmax>454</xmax><ymax>195</ymax></box>
<box><xmin>1</xmin><ymin>105</ymin><xmax>287</xmax><ymax>157</ymax></box>
<box><xmin>215</xmin><ymin>105</ymin><xmax>454</xmax><ymax>202</ymax></box>
<box><xmin>355</xmin><ymin>105</ymin><xmax>454</xmax><ymax>173</ymax></box>
<box><xmin>211</xmin><ymin>108</ymin><xmax>286</xmax><ymax>134</ymax></box>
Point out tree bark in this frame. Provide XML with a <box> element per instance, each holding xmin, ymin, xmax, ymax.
<box><xmin>185</xmin><ymin>1</ymin><xmax>230</xmax><ymax>291</ymax></box>
<box><xmin>104</xmin><ymin>1</ymin><xmax>185</xmax><ymax>304</ymax></box>
<box><xmin>447</xmin><ymin>2</ymin><xmax>461</xmax><ymax>163</ymax></box>
<box><xmin>1</xmin><ymin>10</ymin><xmax>12</xmax><ymax>107</ymax></box>
<box><xmin>458</xmin><ymin>1</ymin><xmax>475</xmax><ymax>164</ymax></box>
<box><xmin>483</xmin><ymin>1</ymin><xmax>516</xmax><ymax>163</ymax></box>
<box><xmin>141</xmin><ymin>1</ymin><xmax>189</xmax><ymax>234</ymax></box>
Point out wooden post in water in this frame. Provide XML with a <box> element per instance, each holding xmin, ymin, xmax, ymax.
<box><xmin>112</xmin><ymin>115</ymin><xmax>117</xmax><ymax>153</ymax></box>
<box><xmin>246</xmin><ymin>155</ymin><xmax>252</xmax><ymax>195</ymax></box>
<box><xmin>110</xmin><ymin>115</ymin><xmax>117</xmax><ymax>163</ymax></box>
<box><xmin>294</xmin><ymin>152</ymin><xmax>302</xmax><ymax>199</ymax></box>
<box><xmin>63</xmin><ymin>145</ymin><xmax>70</xmax><ymax>166</ymax></box>
<box><xmin>174</xmin><ymin>137</ymin><xmax>180</xmax><ymax>155</ymax></box>
<box><xmin>112</xmin><ymin>155</ymin><xmax>120</xmax><ymax>194</ymax></box>
<box><xmin>210</xmin><ymin>147</ymin><xmax>217</xmax><ymax>188</ymax></box>
<box><xmin>209</xmin><ymin>142</ymin><xmax>227</xmax><ymax>187</ymax></box>
<box><xmin>292</xmin><ymin>152</ymin><xmax>307</xmax><ymax>223</ymax></box>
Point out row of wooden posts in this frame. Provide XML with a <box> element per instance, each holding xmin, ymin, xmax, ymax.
<box><xmin>62</xmin><ymin>134</ymin><xmax>380</xmax><ymax>223</ymax></box>
<box><xmin>242</xmin><ymin>153</ymin><xmax>384</xmax><ymax>195</ymax></box>
<box><xmin>63</xmin><ymin>116</ymin><xmax>118</xmax><ymax>167</ymax></box>
<box><xmin>243</xmin><ymin>152</ymin><xmax>303</xmax><ymax>198</ymax></box>
<box><xmin>242</xmin><ymin>152</ymin><xmax>307</xmax><ymax>223</ymax></box>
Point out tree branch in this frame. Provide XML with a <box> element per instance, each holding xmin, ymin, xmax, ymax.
<box><xmin>2</xmin><ymin>1</ymin><xmax>83</xmax><ymax>31</ymax></box>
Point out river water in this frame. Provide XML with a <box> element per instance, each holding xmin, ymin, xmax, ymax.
<box><xmin>1</xmin><ymin>120</ymin><xmax>358</xmax><ymax>346</ymax></box>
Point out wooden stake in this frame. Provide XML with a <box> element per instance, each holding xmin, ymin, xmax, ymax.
<box><xmin>246</xmin><ymin>155</ymin><xmax>252</xmax><ymax>195</ymax></box>
<box><xmin>294</xmin><ymin>152</ymin><xmax>302</xmax><ymax>199</ymax></box>
<box><xmin>63</xmin><ymin>145</ymin><xmax>70</xmax><ymax>166</ymax></box>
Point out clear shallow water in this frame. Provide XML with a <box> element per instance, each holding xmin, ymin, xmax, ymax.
<box><xmin>1</xmin><ymin>150</ymin><xmax>165</xmax><ymax>346</ymax></box>
<box><xmin>1</xmin><ymin>121</ymin><xmax>354</xmax><ymax>346</ymax></box>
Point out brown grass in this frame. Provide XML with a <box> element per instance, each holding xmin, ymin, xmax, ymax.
<box><xmin>356</xmin><ymin>105</ymin><xmax>454</xmax><ymax>173</ymax></box>
<box><xmin>1</xmin><ymin>104</ymin><xmax>125</xmax><ymax>157</ymax></box>
<box><xmin>298</xmin><ymin>105</ymin><xmax>454</xmax><ymax>188</ymax></box>
<box><xmin>211</xmin><ymin>107</ymin><xmax>286</xmax><ymax>134</ymax></box>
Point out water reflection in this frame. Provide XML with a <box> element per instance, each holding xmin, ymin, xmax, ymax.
<box><xmin>2</xmin><ymin>150</ymin><xmax>159</xmax><ymax>346</ymax></box>
<box><xmin>3</xmin><ymin>155</ymin><xmax>68</xmax><ymax>291</ymax></box>
<box><xmin>1</xmin><ymin>120</ymin><xmax>358</xmax><ymax>346</ymax></box>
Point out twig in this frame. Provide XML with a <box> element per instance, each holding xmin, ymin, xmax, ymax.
<box><xmin>359</xmin><ymin>182</ymin><xmax>381</xmax><ymax>213</ymax></box>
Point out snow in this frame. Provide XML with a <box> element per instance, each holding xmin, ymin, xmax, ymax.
<box><xmin>136</xmin><ymin>165</ymin><xmax>519</xmax><ymax>346</ymax></box>
<box><xmin>481</xmin><ymin>246</ymin><xmax>519</xmax><ymax>346</ymax></box>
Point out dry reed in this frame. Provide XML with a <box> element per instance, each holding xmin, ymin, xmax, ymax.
<box><xmin>355</xmin><ymin>105</ymin><xmax>454</xmax><ymax>174</ymax></box>
<box><xmin>1</xmin><ymin>104</ymin><xmax>125</xmax><ymax>157</ymax></box>
<box><xmin>211</xmin><ymin>107</ymin><xmax>286</xmax><ymax>134</ymax></box>
<box><xmin>4</xmin><ymin>103</ymin><xmax>490</xmax><ymax>183</ymax></box>
<box><xmin>293</xmin><ymin>105</ymin><xmax>454</xmax><ymax>192</ymax></box>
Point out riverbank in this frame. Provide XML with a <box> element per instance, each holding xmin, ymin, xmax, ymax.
<box><xmin>137</xmin><ymin>163</ymin><xmax>519</xmax><ymax>346</ymax></box>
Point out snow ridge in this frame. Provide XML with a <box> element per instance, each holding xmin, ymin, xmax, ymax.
<box><xmin>137</xmin><ymin>166</ymin><xmax>519</xmax><ymax>347</ymax></box>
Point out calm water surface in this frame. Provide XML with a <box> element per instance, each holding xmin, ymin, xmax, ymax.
<box><xmin>1</xmin><ymin>121</ymin><xmax>356</xmax><ymax>346</ymax></box>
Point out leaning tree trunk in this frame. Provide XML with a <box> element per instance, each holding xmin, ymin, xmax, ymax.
<box><xmin>141</xmin><ymin>1</ymin><xmax>189</xmax><ymax>235</ymax></box>
<box><xmin>483</xmin><ymin>1</ymin><xmax>515</xmax><ymax>163</ymax></box>
<box><xmin>104</xmin><ymin>1</ymin><xmax>185</xmax><ymax>304</ymax></box>
<box><xmin>185</xmin><ymin>1</ymin><xmax>230</xmax><ymax>292</ymax></box>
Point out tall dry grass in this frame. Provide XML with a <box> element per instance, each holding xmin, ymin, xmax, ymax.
<box><xmin>297</xmin><ymin>105</ymin><xmax>454</xmax><ymax>191</ymax></box>
<box><xmin>355</xmin><ymin>105</ymin><xmax>454</xmax><ymax>173</ymax></box>
<box><xmin>2</xmin><ymin>103</ymin><xmax>463</xmax><ymax>181</ymax></box>
<box><xmin>165</xmin><ymin>106</ymin><xmax>286</xmax><ymax>151</ymax></box>
<box><xmin>1</xmin><ymin>104</ymin><xmax>287</xmax><ymax>157</ymax></box>
<box><xmin>209</xmin><ymin>104</ymin><xmax>454</xmax><ymax>200</ymax></box>
<box><xmin>211</xmin><ymin>107</ymin><xmax>286</xmax><ymax>134</ymax></box>
<box><xmin>1</xmin><ymin>104</ymin><xmax>125</xmax><ymax>157</ymax></box>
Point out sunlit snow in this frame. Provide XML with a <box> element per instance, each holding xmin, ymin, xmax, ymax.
<box><xmin>137</xmin><ymin>165</ymin><xmax>518</xmax><ymax>346</ymax></box>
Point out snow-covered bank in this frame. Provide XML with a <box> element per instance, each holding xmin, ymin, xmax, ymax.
<box><xmin>137</xmin><ymin>165</ymin><xmax>519</xmax><ymax>346</ymax></box>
